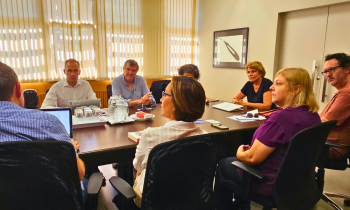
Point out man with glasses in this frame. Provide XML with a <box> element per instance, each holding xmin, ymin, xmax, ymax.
<box><xmin>41</xmin><ymin>59</ymin><xmax>96</xmax><ymax>108</ymax></box>
<box><xmin>112</xmin><ymin>59</ymin><xmax>156</xmax><ymax>108</ymax></box>
<box><xmin>320</xmin><ymin>53</ymin><xmax>350</xmax><ymax>161</ymax></box>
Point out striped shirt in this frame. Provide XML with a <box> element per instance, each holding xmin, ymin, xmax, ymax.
<box><xmin>0</xmin><ymin>101</ymin><xmax>76</xmax><ymax>156</ymax></box>
<box><xmin>133</xmin><ymin>120</ymin><xmax>207</xmax><ymax>192</ymax></box>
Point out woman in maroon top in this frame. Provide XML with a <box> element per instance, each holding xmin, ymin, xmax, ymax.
<box><xmin>215</xmin><ymin>68</ymin><xmax>321</xmax><ymax>210</ymax></box>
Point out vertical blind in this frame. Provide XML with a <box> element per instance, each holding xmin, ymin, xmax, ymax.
<box><xmin>0</xmin><ymin>0</ymin><xmax>46</xmax><ymax>82</ymax></box>
<box><xmin>0</xmin><ymin>0</ymin><xmax>198</xmax><ymax>81</ymax></box>
<box><xmin>44</xmin><ymin>0</ymin><xmax>95</xmax><ymax>80</ymax></box>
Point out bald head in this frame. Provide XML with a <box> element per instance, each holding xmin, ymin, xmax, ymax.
<box><xmin>0</xmin><ymin>62</ymin><xmax>18</xmax><ymax>101</ymax></box>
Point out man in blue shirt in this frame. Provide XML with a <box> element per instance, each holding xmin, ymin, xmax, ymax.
<box><xmin>0</xmin><ymin>62</ymin><xmax>87</xmax><ymax>200</ymax></box>
<box><xmin>112</xmin><ymin>59</ymin><xmax>156</xmax><ymax>107</ymax></box>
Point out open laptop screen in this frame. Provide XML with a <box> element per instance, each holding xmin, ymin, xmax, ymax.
<box><xmin>40</xmin><ymin>108</ymin><xmax>73</xmax><ymax>138</ymax></box>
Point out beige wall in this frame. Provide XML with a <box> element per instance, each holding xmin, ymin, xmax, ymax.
<box><xmin>198</xmin><ymin>0</ymin><xmax>350</xmax><ymax>101</ymax></box>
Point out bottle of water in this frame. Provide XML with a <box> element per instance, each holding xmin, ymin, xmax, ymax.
<box><xmin>109</xmin><ymin>96</ymin><xmax>117</xmax><ymax>120</ymax></box>
<box><xmin>123</xmin><ymin>99</ymin><xmax>129</xmax><ymax>120</ymax></box>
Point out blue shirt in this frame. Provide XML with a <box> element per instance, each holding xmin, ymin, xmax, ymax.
<box><xmin>0</xmin><ymin>101</ymin><xmax>77</xmax><ymax>157</ymax></box>
<box><xmin>112</xmin><ymin>74</ymin><xmax>156</xmax><ymax>108</ymax></box>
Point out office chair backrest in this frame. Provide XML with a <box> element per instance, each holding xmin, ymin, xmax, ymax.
<box><xmin>107</xmin><ymin>84</ymin><xmax>112</xmax><ymax>100</ymax></box>
<box><xmin>141</xmin><ymin>132</ymin><xmax>227</xmax><ymax>210</ymax></box>
<box><xmin>149</xmin><ymin>80</ymin><xmax>171</xmax><ymax>103</ymax></box>
<box><xmin>0</xmin><ymin>140</ymin><xmax>84</xmax><ymax>210</ymax></box>
<box><xmin>274</xmin><ymin>120</ymin><xmax>337</xmax><ymax>210</ymax></box>
<box><xmin>24</xmin><ymin>89</ymin><xmax>39</xmax><ymax>109</ymax></box>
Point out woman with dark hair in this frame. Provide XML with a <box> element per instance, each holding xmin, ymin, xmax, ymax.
<box><xmin>132</xmin><ymin>76</ymin><xmax>207</xmax><ymax>207</ymax></box>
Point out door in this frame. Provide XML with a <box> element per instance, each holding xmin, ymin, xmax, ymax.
<box><xmin>275</xmin><ymin>3</ymin><xmax>350</xmax><ymax>112</ymax></box>
<box><xmin>318</xmin><ymin>3</ymin><xmax>350</xmax><ymax>110</ymax></box>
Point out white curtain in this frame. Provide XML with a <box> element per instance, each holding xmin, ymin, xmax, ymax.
<box><xmin>0</xmin><ymin>0</ymin><xmax>198</xmax><ymax>82</ymax></box>
<box><xmin>0</xmin><ymin>0</ymin><xmax>46</xmax><ymax>82</ymax></box>
<box><xmin>44</xmin><ymin>0</ymin><xmax>95</xmax><ymax>80</ymax></box>
<box><xmin>95</xmin><ymin>0</ymin><xmax>143</xmax><ymax>80</ymax></box>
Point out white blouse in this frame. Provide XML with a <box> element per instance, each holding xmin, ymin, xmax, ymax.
<box><xmin>133</xmin><ymin>120</ymin><xmax>207</xmax><ymax>192</ymax></box>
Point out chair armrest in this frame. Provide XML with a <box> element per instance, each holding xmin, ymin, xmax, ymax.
<box><xmin>325</xmin><ymin>141</ymin><xmax>347</xmax><ymax>150</ymax></box>
<box><xmin>87</xmin><ymin>172</ymin><xmax>104</xmax><ymax>195</ymax></box>
<box><xmin>231</xmin><ymin>161</ymin><xmax>265</xmax><ymax>180</ymax></box>
<box><xmin>109</xmin><ymin>176</ymin><xmax>136</xmax><ymax>200</ymax></box>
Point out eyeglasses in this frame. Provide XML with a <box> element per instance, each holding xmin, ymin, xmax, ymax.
<box><xmin>242</xmin><ymin>112</ymin><xmax>259</xmax><ymax>118</ymax></box>
<box><xmin>322</xmin><ymin>66</ymin><xmax>341</xmax><ymax>76</ymax></box>
<box><xmin>161</xmin><ymin>91</ymin><xmax>172</xmax><ymax>98</ymax></box>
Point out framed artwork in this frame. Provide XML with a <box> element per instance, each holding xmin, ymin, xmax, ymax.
<box><xmin>213</xmin><ymin>27</ymin><xmax>249</xmax><ymax>69</ymax></box>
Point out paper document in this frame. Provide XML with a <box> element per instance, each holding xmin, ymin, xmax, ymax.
<box><xmin>212</xmin><ymin>102</ymin><xmax>243</xmax><ymax>112</ymax></box>
<box><xmin>228</xmin><ymin>115</ymin><xmax>266</xmax><ymax>122</ymax></box>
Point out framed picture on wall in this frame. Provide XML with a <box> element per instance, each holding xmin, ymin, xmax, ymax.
<box><xmin>213</xmin><ymin>27</ymin><xmax>249</xmax><ymax>69</ymax></box>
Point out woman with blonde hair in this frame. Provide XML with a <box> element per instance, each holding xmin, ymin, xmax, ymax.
<box><xmin>232</xmin><ymin>61</ymin><xmax>276</xmax><ymax>110</ymax></box>
<box><xmin>215</xmin><ymin>68</ymin><xmax>321</xmax><ymax>210</ymax></box>
<box><xmin>132</xmin><ymin>76</ymin><xmax>207</xmax><ymax>207</ymax></box>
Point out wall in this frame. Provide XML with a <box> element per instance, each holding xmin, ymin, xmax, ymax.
<box><xmin>198</xmin><ymin>0</ymin><xmax>350</xmax><ymax>101</ymax></box>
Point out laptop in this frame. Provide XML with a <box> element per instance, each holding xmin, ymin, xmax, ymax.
<box><xmin>40</xmin><ymin>108</ymin><xmax>73</xmax><ymax>139</ymax></box>
<box><xmin>67</xmin><ymin>98</ymin><xmax>101</xmax><ymax>111</ymax></box>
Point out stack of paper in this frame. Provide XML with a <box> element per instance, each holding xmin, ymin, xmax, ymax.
<box><xmin>227</xmin><ymin>110</ymin><xmax>266</xmax><ymax>122</ymax></box>
<box><xmin>212</xmin><ymin>102</ymin><xmax>243</xmax><ymax>112</ymax></box>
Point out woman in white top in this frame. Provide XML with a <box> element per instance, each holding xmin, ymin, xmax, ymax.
<box><xmin>132</xmin><ymin>76</ymin><xmax>207</xmax><ymax>207</ymax></box>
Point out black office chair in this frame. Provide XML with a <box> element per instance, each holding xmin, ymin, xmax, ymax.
<box><xmin>317</xmin><ymin>140</ymin><xmax>350</xmax><ymax>210</ymax></box>
<box><xmin>0</xmin><ymin>140</ymin><xmax>103</xmax><ymax>210</ymax></box>
<box><xmin>107</xmin><ymin>84</ymin><xmax>112</xmax><ymax>100</ymax></box>
<box><xmin>46</xmin><ymin>88</ymin><xmax>50</xmax><ymax>95</ymax></box>
<box><xmin>24</xmin><ymin>89</ymin><xmax>39</xmax><ymax>109</ymax></box>
<box><xmin>230</xmin><ymin>120</ymin><xmax>337</xmax><ymax>210</ymax></box>
<box><xmin>149</xmin><ymin>80</ymin><xmax>171</xmax><ymax>103</ymax></box>
<box><xmin>109</xmin><ymin>132</ymin><xmax>227</xmax><ymax>210</ymax></box>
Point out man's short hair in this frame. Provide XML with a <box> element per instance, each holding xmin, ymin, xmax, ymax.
<box><xmin>178</xmin><ymin>64</ymin><xmax>200</xmax><ymax>80</ymax></box>
<box><xmin>65</xmin><ymin>59</ymin><xmax>80</xmax><ymax>69</ymax></box>
<box><xmin>325</xmin><ymin>53</ymin><xmax>350</xmax><ymax>68</ymax></box>
<box><xmin>123</xmin><ymin>59</ymin><xmax>139</xmax><ymax>71</ymax></box>
<box><xmin>0</xmin><ymin>62</ymin><xmax>18</xmax><ymax>101</ymax></box>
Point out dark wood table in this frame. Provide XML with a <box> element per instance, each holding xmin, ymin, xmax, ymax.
<box><xmin>75</xmin><ymin>101</ymin><xmax>264</xmax><ymax>208</ymax></box>
<box><xmin>75</xmin><ymin>100</ymin><xmax>264</xmax><ymax>168</ymax></box>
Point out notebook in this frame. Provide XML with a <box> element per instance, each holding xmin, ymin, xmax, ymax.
<box><xmin>212</xmin><ymin>102</ymin><xmax>243</xmax><ymax>112</ymax></box>
<box><xmin>41</xmin><ymin>108</ymin><xmax>73</xmax><ymax>138</ymax></box>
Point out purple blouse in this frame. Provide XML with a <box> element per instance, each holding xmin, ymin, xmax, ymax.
<box><xmin>249</xmin><ymin>105</ymin><xmax>321</xmax><ymax>198</ymax></box>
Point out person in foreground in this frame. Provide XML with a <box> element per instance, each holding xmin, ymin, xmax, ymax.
<box><xmin>132</xmin><ymin>76</ymin><xmax>207</xmax><ymax>207</ymax></box>
<box><xmin>178</xmin><ymin>64</ymin><xmax>200</xmax><ymax>80</ymax></box>
<box><xmin>232</xmin><ymin>61</ymin><xmax>275</xmax><ymax>110</ymax></box>
<box><xmin>112</xmin><ymin>59</ymin><xmax>156</xmax><ymax>108</ymax></box>
<box><xmin>41</xmin><ymin>59</ymin><xmax>96</xmax><ymax>109</ymax></box>
<box><xmin>0</xmin><ymin>62</ymin><xmax>88</xmax><ymax>201</ymax></box>
<box><xmin>214</xmin><ymin>68</ymin><xmax>321</xmax><ymax>210</ymax></box>
<box><xmin>320</xmin><ymin>53</ymin><xmax>350</xmax><ymax>161</ymax></box>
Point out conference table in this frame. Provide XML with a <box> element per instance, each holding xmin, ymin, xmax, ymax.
<box><xmin>74</xmin><ymin>101</ymin><xmax>264</xmax><ymax>181</ymax></box>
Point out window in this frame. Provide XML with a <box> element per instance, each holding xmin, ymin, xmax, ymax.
<box><xmin>0</xmin><ymin>0</ymin><xmax>198</xmax><ymax>81</ymax></box>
